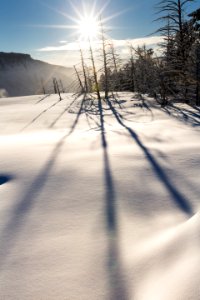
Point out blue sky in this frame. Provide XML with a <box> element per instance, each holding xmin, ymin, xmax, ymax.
<box><xmin>0</xmin><ymin>0</ymin><xmax>199</xmax><ymax>66</ymax></box>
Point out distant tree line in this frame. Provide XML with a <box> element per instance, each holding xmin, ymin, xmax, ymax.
<box><xmin>75</xmin><ymin>1</ymin><xmax>200</xmax><ymax>106</ymax></box>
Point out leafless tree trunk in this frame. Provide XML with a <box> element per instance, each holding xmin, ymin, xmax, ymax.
<box><xmin>100</xmin><ymin>18</ymin><xmax>109</xmax><ymax>99</ymax></box>
<box><xmin>53</xmin><ymin>78</ymin><xmax>62</xmax><ymax>100</ymax></box>
<box><xmin>79</xmin><ymin>46</ymin><xmax>89</xmax><ymax>93</ymax></box>
<box><xmin>88</xmin><ymin>38</ymin><xmax>101</xmax><ymax>101</ymax></box>
<box><xmin>59</xmin><ymin>79</ymin><xmax>65</xmax><ymax>93</ymax></box>
<box><xmin>74</xmin><ymin>65</ymin><xmax>84</xmax><ymax>92</ymax></box>
<box><xmin>41</xmin><ymin>78</ymin><xmax>46</xmax><ymax>95</ymax></box>
<box><xmin>109</xmin><ymin>42</ymin><xmax>121</xmax><ymax>92</ymax></box>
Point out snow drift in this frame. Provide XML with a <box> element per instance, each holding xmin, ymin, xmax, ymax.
<box><xmin>0</xmin><ymin>92</ymin><xmax>200</xmax><ymax>299</ymax></box>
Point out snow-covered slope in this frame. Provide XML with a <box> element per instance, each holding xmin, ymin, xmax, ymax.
<box><xmin>0</xmin><ymin>93</ymin><xmax>200</xmax><ymax>299</ymax></box>
<box><xmin>0</xmin><ymin>52</ymin><xmax>75</xmax><ymax>97</ymax></box>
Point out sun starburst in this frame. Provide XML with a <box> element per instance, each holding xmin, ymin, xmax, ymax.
<box><xmin>36</xmin><ymin>0</ymin><xmax>131</xmax><ymax>46</ymax></box>
<box><xmin>76</xmin><ymin>14</ymin><xmax>100</xmax><ymax>41</ymax></box>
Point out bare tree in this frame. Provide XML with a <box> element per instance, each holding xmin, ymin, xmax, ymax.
<box><xmin>79</xmin><ymin>46</ymin><xmax>89</xmax><ymax>93</ymax></box>
<box><xmin>53</xmin><ymin>77</ymin><xmax>62</xmax><ymax>101</ymax></box>
<box><xmin>59</xmin><ymin>79</ymin><xmax>65</xmax><ymax>93</ymax></box>
<box><xmin>100</xmin><ymin>17</ymin><xmax>109</xmax><ymax>99</ymax></box>
<box><xmin>41</xmin><ymin>78</ymin><xmax>46</xmax><ymax>95</ymax></box>
<box><xmin>88</xmin><ymin>37</ymin><xmax>101</xmax><ymax>101</ymax></box>
<box><xmin>73</xmin><ymin>65</ymin><xmax>84</xmax><ymax>92</ymax></box>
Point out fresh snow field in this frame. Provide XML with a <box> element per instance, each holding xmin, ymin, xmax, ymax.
<box><xmin>0</xmin><ymin>92</ymin><xmax>200</xmax><ymax>300</ymax></box>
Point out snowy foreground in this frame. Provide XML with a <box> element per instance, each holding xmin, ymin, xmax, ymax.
<box><xmin>0</xmin><ymin>93</ymin><xmax>200</xmax><ymax>300</ymax></box>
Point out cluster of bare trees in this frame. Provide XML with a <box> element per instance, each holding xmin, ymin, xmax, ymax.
<box><xmin>73</xmin><ymin>19</ymin><xmax>122</xmax><ymax>101</ymax></box>
<box><xmin>40</xmin><ymin>77</ymin><xmax>65</xmax><ymax>99</ymax></box>
<box><xmin>74</xmin><ymin>1</ymin><xmax>200</xmax><ymax>107</ymax></box>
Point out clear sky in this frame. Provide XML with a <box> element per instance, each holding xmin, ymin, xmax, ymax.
<box><xmin>0</xmin><ymin>0</ymin><xmax>199</xmax><ymax>66</ymax></box>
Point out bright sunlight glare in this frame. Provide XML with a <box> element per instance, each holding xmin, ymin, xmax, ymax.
<box><xmin>77</xmin><ymin>15</ymin><xmax>100</xmax><ymax>41</ymax></box>
<box><xmin>38</xmin><ymin>1</ymin><xmax>125</xmax><ymax>44</ymax></box>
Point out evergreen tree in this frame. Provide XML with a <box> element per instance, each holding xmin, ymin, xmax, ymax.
<box><xmin>155</xmin><ymin>0</ymin><xmax>195</xmax><ymax>102</ymax></box>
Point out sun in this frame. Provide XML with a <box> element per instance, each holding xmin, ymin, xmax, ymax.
<box><xmin>40</xmin><ymin>1</ymin><xmax>126</xmax><ymax>43</ymax></box>
<box><xmin>77</xmin><ymin>15</ymin><xmax>100</xmax><ymax>41</ymax></box>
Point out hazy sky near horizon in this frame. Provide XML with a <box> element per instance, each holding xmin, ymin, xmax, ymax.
<box><xmin>0</xmin><ymin>0</ymin><xmax>199</xmax><ymax>66</ymax></box>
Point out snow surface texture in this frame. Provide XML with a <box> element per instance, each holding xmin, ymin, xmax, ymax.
<box><xmin>0</xmin><ymin>92</ymin><xmax>200</xmax><ymax>299</ymax></box>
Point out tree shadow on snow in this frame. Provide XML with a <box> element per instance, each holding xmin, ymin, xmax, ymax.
<box><xmin>21</xmin><ymin>98</ymin><xmax>62</xmax><ymax>131</ymax></box>
<box><xmin>162</xmin><ymin>105</ymin><xmax>200</xmax><ymax>127</ymax></box>
<box><xmin>107</xmin><ymin>98</ymin><xmax>193</xmax><ymax>217</ymax></box>
<box><xmin>35</xmin><ymin>94</ymin><xmax>50</xmax><ymax>104</ymax></box>
<box><xmin>111</xmin><ymin>93</ymin><xmax>154</xmax><ymax>125</ymax></box>
<box><xmin>0</xmin><ymin>97</ymin><xmax>85</xmax><ymax>268</ymax></box>
<box><xmin>98</xmin><ymin>98</ymin><xmax>129</xmax><ymax>300</ymax></box>
<box><xmin>49</xmin><ymin>97</ymin><xmax>78</xmax><ymax>128</ymax></box>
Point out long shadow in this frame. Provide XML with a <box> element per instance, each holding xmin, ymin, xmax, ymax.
<box><xmin>98</xmin><ymin>98</ymin><xmax>129</xmax><ymax>300</ymax></box>
<box><xmin>82</xmin><ymin>100</ymin><xmax>100</xmax><ymax>116</ymax></box>
<box><xmin>0</xmin><ymin>97</ymin><xmax>85</xmax><ymax>268</ymax></box>
<box><xmin>49</xmin><ymin>97</ymin><xmax>78</xmax><ymax>128</ymax></box>
<box><xmin>21</xmin><ymin>98</ymin><xmax>62</xmax><ymax>131</ymax></box>
<box><xmin>84</xmin><ymin>102</ymin><xmax>100</xmax><ymax>130</ymax></box>
<box><xmin>193</xmin><ymin>105</ymin><xmax>200</xmax><ymax>113</ymax></box>
<box><xmin>175</xmin><ymin>106</ymin><xmax>200</xmax><ymax>125</ymax></box>
<box><xmin>162</xmin><ymin>105</ymin><xmax>200</xmax><ymax>127</ymax></box>
<box><xmin>180</xmin><ymin>107</ymin><xmax>200</xmax><ymax>120</ymax></box>
<box><xmin>35</xmin><ymin>94</ymin><xmax>50</xmax><ymax>104</ymax></box>
<box><xmin>0</xmin><ymin>135</ymin><xmax>66</xmax><ymax>268</ymax></box>
<box><xmin>112</xmin><ymin>94</ymin><xmax>154</xmax><ymax>124</ymax></box>
<box><xmin>67</xmin><ymin>96</ymin><xmax>85</xmax><ymax>136</ymax></box>
<box><xmin>107</xmin><ymin>98</ymin><xmax>193</xmax><ymax>216</ymax></box>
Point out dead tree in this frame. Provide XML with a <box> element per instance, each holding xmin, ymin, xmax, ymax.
<box><xmin>88</xmin><ymin>37</ymin><xmax>101</xmax><ymax>101</ymax></box>
<box><xmin>108</xmin><ymin>42</ymin><xmax>121</xmax><ymax>92</ymax></box>
<box><xmin>59</xmin><ymin>79</ymin><xmax>65</xmax><ymax>93</ymax></box>
<box><xmin>41</xmin><ymin>78</ymin><xmax>46</xmax><ymax>95</ymax></box>
<box><xmin>53</xmin><ymin>78</ymin><xmax>62</xmax><ymax>101</ymax></box>
<box><xmin>79</xmin><ymin>46</ymin><xmax>89</xmax><ymax>93</ymax></box>
<box><xmin>100</xmin><ymin>17</ymin><xmax>109</xmax><ymax>99</ymax></box>
<box><xmin>73</xmin><ymin>65</ymin><xmax>84</xmax><ymax>92</ymax></box>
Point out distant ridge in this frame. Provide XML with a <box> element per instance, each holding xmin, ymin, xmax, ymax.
<box><xmin>0</xmin><ymin>52</ymin><xmax>75</xmax><ymax>97</ymax></box>
<box><xmin>0</xmin><ymin>52</ymin><xmax>32</xmax><ymax>68</ymax></box>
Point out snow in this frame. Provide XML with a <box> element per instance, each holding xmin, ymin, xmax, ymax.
<box><xmin>0</xmin><ymin>92</ymin><xmax>200</xmax><ymax>299</ymax></box>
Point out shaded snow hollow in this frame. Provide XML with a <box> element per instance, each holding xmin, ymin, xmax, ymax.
<box><xmin>0</xmin><ymin>93</ymin><xmax>200</xmax><ymax>299</ymax></box>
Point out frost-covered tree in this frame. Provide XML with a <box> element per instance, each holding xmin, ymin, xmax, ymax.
<box><xmin>187</xmin><ymin>8</ymin><xmax>200</xmax><ymax>105</ymax></box>
<box><xmin>155</xmin><ymin>0</ymin><xmax>196</xmax><ymax>102</ymax></box>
